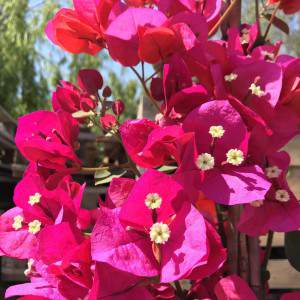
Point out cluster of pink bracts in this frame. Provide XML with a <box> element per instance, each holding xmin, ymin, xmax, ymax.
<box><xmin>2</xmin><ymin>0</ymin><xmax>300</xmax><ymax>299</ymax></box>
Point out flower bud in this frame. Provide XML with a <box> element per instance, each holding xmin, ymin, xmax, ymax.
<box><xmin>99</xmin><ymin>114</ymin><xmax>117</xmax><ymax>131</ymax></box>
<box><xmin>112</xmin><ymin>99</ymin><xmax>125</xmax><ymax>116</ymax></box>
<box><xmin>102</xmin><ymin>86</ymin><xmax>112</xmax><ymax>98</ymax></box>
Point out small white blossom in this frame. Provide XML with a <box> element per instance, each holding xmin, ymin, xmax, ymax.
<box><xmin>226</xmin><ymin>149</ymin><xmax>244</xmax><ymax>166</ymax></box>
<box><xmin>12</xmin><ymin>215</ymin><xmax>24</xmax><ymax>230</ymax></box>
<box><xmin>209</xmin><ymin>125</ymin><xmax>225</xmax><ymax>138</ymax></box>
<box><xmin>150</xmin><ymin>222</ymin><xmax>171</xmax><ymax>244</ymax></box>
<box><xmin>265</xmin><ymin>166</ymin><xmax>282</xmax><ymax>179</ymax></box>
<box><xmin>196</xmin><ymin>153</ymin><xmax>215</xmax><ymax>171</ymax></box>
<box><xmin>275</xmin><ymin>190</ymin><xmax>290</xmax><ymax>202</ymax></box>
<box><xmin>28</xmin><ymin>220</ymin><xmax>42</xmax><ymax>234</ymax></box>
<box><xmin>249</xmin><ymin>83</ymin><xmax>265</xmax><ymax>97</ymax></box>
<box><xmin>145</xmin><ymin>193</ymin><xmax>162</xmax><ymax>210</ymax></box>
<box><xmin>28</xmin><ymin>192</ymin><xmax>42</xmax><ymax>206</ymax></box>
<box><xmin>224</xmin><ymin>73</ymin><xmax>238</xmax><ymax>82</ymax></box>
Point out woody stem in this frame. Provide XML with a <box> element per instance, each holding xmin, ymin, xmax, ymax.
<box><xmin>208</xmin><ymin>0</ymin><xmax>241</xmax><ymax>37</ymax></box>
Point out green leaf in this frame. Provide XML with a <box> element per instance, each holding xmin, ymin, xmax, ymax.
<box><xmin>285</xmin><ymin>231</ymin><xmax>300</xmax><ymax>272</ymax></box>
<box><xmin>263</xmin><ymin>14</ymin><xmax>290</xmax><ymax>35</ymax></box>
<box><xmin>95</xmin><ymin>169</ymin><xmax>126</xmax><ymax>186</ymax></box>
<box><xmin>72</xmin><ymin>110</ymin><xmax>95</xmax><ymax>119</ymax></box>
<box><xmin>94</xmin><ymin>168</ymin><xmax>111</xmax><ymax>179</ymax></box>
<box><xmin>157</xmin><ymin>165</ymin><xmax>178</xmax><ymax>173</ymax></box>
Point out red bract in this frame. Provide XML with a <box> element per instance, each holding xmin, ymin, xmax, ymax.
<box><xmin>105</xmin><ymin>8</ymin><xmax>167</xmax><ymax>66</ymax></box>
<box><xmin>181</xmin><ymin>100</ymin><xmax>271</xmax><ymax>205</ymax></box>
<box><xmin>267</xmin><ymin>0</ymin><xmax>300</xmax><ymax>14</ymax></box>
<box><xmin>15</xmin><ymin>111</ymin><xmax>80</xmax><ymax>170</ymax></box>
<box><xmin>158</xmin><ymin>0</ymin><xmax>222</xmax><ymax>30</ymax></box>
<box><xmin>214</xmin><ymin>275</ymin><xmax>257</xmax><ymax>300</ymax></box>
<box><xmin>46</xmin><ymin>8</ymin><xmax>104</xmax><ymax>55</ymax></box>
<box><xmin>5</xmin><ymin>223</ymin><xmax>92</xmax><ymax>300</ymax></box>
<box><xmin>238</xmin><ymin>151</ymin><xmax>300</xmax><ymax>236</ymax></box>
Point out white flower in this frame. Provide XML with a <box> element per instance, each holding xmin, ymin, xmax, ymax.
<box><xmin>275</xmin><ymin>190</ymin><xmax>290</xmax><ymax>202</ymax></box>
<box><xmin>224</xmin><ymin>73</ymin><xmax>238</xmax><ymax>82</ymax></box>
<box><xmin>209</xmin><ymin>125</ymin><xmax>225</xmax><ymax>138</ymax></box>
<box><xmin>28</xmin><ymin>192</ymin><xmax>42</xmax><ymax>206</ymax></box>
<box><xmin>196</xmin><ymin>153</ymin><xmax>215</xmax><ymax>171</ymax></box>
<box><xmin>265</xmin><ymin>166</ymin><xmax>282</xmax><ymax>179</ymax></box>
<box><xmin>145</xmin><ymin>193</ymin><xmax>162</xmax><ymax>210</ymax></box>
<box><xmin>150</xmin><ymin>222</ymin><xmax>171</xmax><ymax>244</ymax></box>
<box><xmin>12</xmin><ymin>215</ymin><xmax>24</xmax><ymax>230</ymax></box>
<box><xmin>226</xmin><ymin>149</ymin><xmax>244</xmax><ymax>166</ymax></box>
<box><xmin>249</xmin><ymin>83</ymin><xmax>265</xmax><ymax>97</ymax></box>
<box><xmin>28</xmin><ymin>220</ymin><xmax>42</xmax><ymax>234</ymax></box>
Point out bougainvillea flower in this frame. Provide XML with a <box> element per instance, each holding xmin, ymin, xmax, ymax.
<box><xmin>158</xmin><ymin>0</ymin><xmax>222</xmax><ymax>30</ymax></box>
<box><xmin>238</xmin><ymin>151</ymin><xmax>300</xmax><ymax>236</ymax></box>
<box><xmin>181</xmin><ymin>100</ymin><xmax>271</xmax><ymax>205</ymax></box>
<box><xmin>46</xmin><ymin>8</ymin><xmax>104</xmax><ymax>55</ymax></box>
<box><xmin>214</xmin><ymin>275</ymin><xmax>257</xmax><ymax>300</ymax></box>
<box><xmin>0</xmin><ymin>207</ymin><xmax>38</xmax><ymax>259</ymax></box>
<box><xmin>14</xmin><ymin>169</ymin><xmax>91</xmax><ymax>230</ymax></box>
<box><xmin>89</xmin><ymin>263</ymin><xmax>155</xmax><ymax>300</ymax></box>
<box><xmin>15</xmin><ymin>110</ymin><xmax>81</xmax><ymax>170</ymax></box>
<box><xmin>267</xmin><ymin>0</ymin><xmax>300</xmax><ymax>15</ymax></box>
<box><xmin>105</xmin><ymin>8</ymin><xmax>167</xmax><ymax>66</ymax></box>
<box><xmin>6</xmin><ymin>223</ymin><xmax>91</xmax><ymax>300</ymax></box>
<box><xmin>227</xmin><ymin>23</ymin><xmax>259</xmax><ymax>56</ymax></box>
<box><xmin>46</xmin><ymin>0</ymin><xmax>125</xmax><ymax>55</ymax></box>
<box><xmin>120</xmin><ymin>119</ymin><xmax>196</xmax><ymax>168</ymax></box>
<box><xmin>77</xmin><ymin>69</ymin><xmax>103</xmax><ymax>95</ymax></box>
<box><xmin>92</xmin><ymin>170</ymin><xmax>210</xmax><ymax>282</ymax></box>
<box><xmin>227</xmin><ymin>59</ymin><xmax>282</xmax><ymax>120</ymax></box>
<box><xmin>92</xmin><ymin>203</ymin><xmax>208</xmax><ymax>282</ymax></box>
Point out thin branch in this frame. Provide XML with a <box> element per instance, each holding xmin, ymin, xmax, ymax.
<box><xmin>130</xmin><ymin>66</ymin><xmax>161</xmax><ymax>112</ymax></box>
<box><xmin>208</xmin><ymin>0</ymin><xmax>241</xmax><ymax>37</ymax></box>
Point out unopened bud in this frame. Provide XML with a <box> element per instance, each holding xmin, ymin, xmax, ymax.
<box><xmin>102</xmin><ymin>86</ymin><xmax>112</xmax><ymax>98</ymax></box>
<box><xmin>99</xmin><ymin>114</ymin><xmax>117</xmax><ymax>131</ymax></box>
<box><xmin>112</xmin><ymin>99</ymin><xmax>125</xmax><ymax>116</ymax></box>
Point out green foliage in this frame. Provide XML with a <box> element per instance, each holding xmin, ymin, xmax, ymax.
<box><xmin>0</xmin><ymin>0</ymin><xmax>138</xmax><ymax>117</ymax></box>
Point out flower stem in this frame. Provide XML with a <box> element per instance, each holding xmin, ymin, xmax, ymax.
<box><xmin>208</xmin><ymin>0</ymin><xmax>240</xmax><ymax>37</ymax></box>
<box><xmin>130</xmin><ymin>66</ymin><xmax>161</xmax><ymax>112</ymax></box>
<box><xmin>174</xmin><ymin>281</ymin><xmax>185</xmax><ymax>300</ymax></box>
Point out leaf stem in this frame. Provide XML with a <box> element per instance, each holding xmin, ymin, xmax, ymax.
<box><xmin>263</xmin><ymin>2</ymin><xmax>280</xmax><ymax>41</ymax></box>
